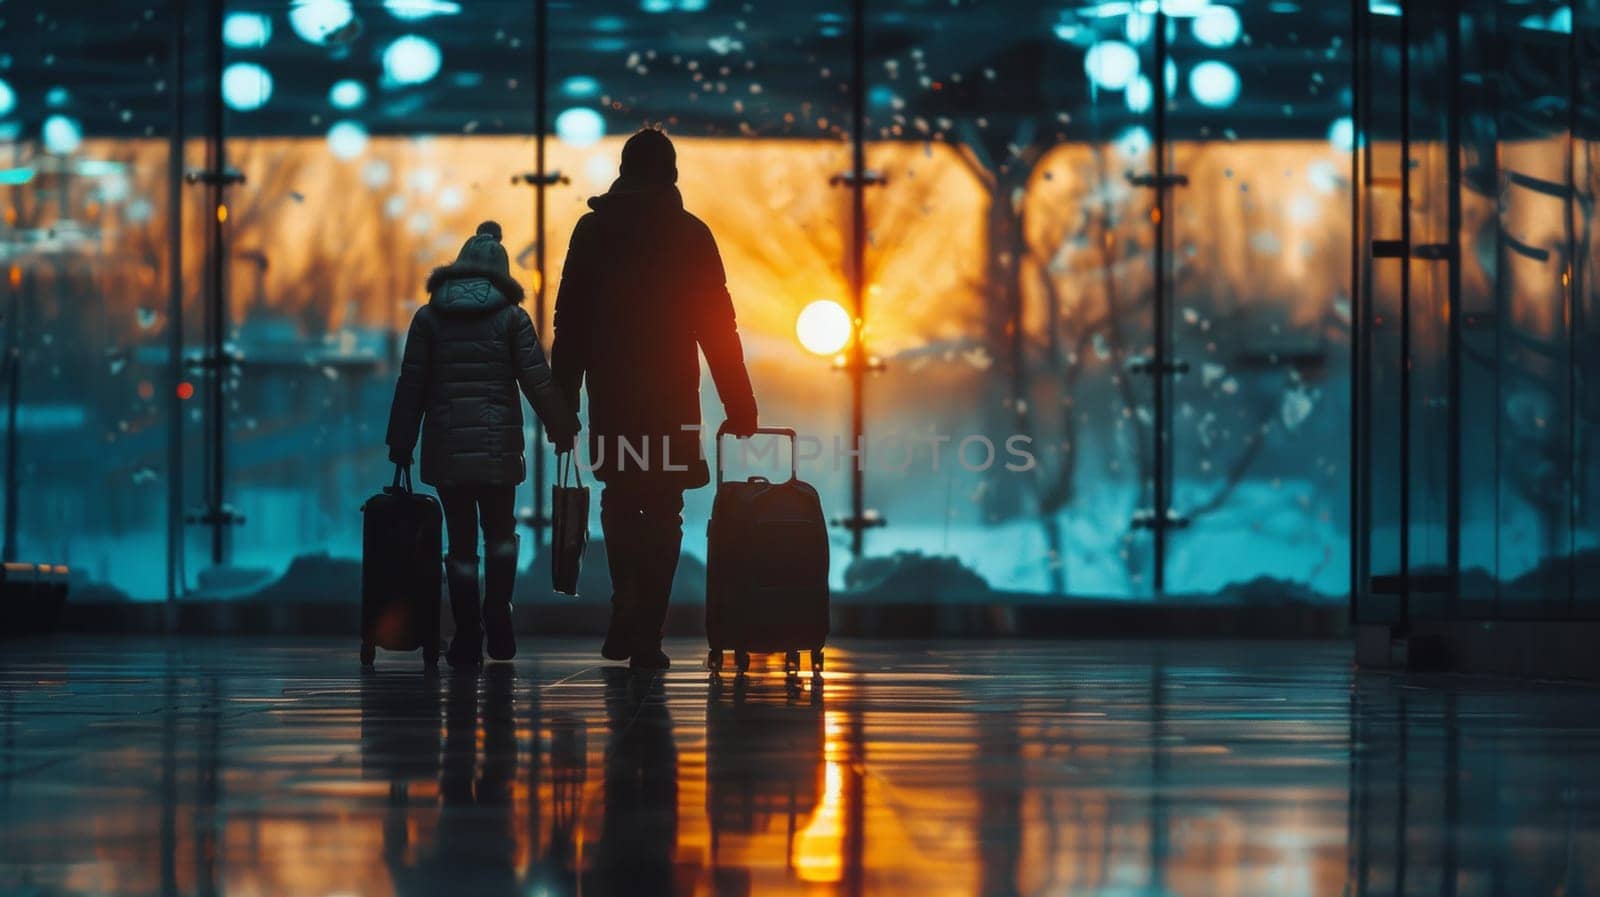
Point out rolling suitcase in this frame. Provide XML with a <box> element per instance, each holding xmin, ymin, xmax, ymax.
<box><xmin>705</xmin><ymin>427</ymin><xmax>830</xmax><ymax>675</ymax></box>
<box><xmin>360</xmin><ymin>464</ymin><xmax>443</xmax><ymax>668</ymax></box>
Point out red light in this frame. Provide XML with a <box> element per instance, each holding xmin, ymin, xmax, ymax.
<box><xmin>176</xmin><ymin>382</ymin><xmax>195</xmax><ymax>401</ymax></box>
<box><xmin>137</xmin><ymin>381</ymin><xmax>154</xmax><ymax>400</ymax></box>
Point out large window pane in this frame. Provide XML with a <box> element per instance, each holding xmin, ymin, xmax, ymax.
<box><xmin>1</xmin><ymin>1</ymin><xmax>178</xmax><ymax>599</ymax></box>
<box><xmin>860</xmin><ymin>2</ymin><xmax>1158</xmax><ymax>598</ymax></box>
<box><xmin>1165</xmin><ymin>2</ymin><xmax>1354</xmax><ymax>600</ymax></box>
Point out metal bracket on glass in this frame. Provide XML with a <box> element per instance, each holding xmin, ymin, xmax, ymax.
<box><xmin>1125</xmin><ymin>172</ymin><xmax>1189</xmax><ymax>189</ymax></box>
<box><xmin>831</xmin><ymin>353</ymin><xmax>887</xmax><ymax>374</ymax></box>
<box><xmin>1505</xmin><ymin>169</ymin><xmax>1574</xmax><ymax>200</ymax></box>
<box><xmin>511</xmin><ymin>171</ymin><xmax>570</xmax><ymax>187</ymax></box>
<box><xmin>517</xmin><ymin>509</ymin><xmax>553</xmax><ymax>530</ymax></box>
<box><xmin>1131</xmin><ymin>509</ymin><xmax>1190</xmax><ymax>531</ymax></box>
<box><xmin>183</xmin><ymin>350</ymin><xmax>246</xmax><ymax>372</ymax></box>
<box><xmin>1129</xmin><ymin>357</ymin><xmax>1190</xmax><ymax>377</ymax></box>
<box><xmin>1371</xmin><ymin>240</ymin><xmax>1455</xmax><ymax>261</ymax></box>
<box><xmin>183</xmin><ymin>168</ymin><xmax>246</xmax><ymax>187</ymax></box>
<box><xmin>828</xmin><ymin>170</ymin><xmax>888</xmax><ymax>188</ymax></box>
<box><xmin>1504</xmin><ymin>234</ymin><xmax>1551</xmax><ymax>262</ymax></box>
<box><xmin>831</xmin><ymin>511</ymin><xmax>887</xmax><ymax>532</ymax></box>
<box><xmin>184</xmin><ymin>506</ymin><xmax>246</xmax><ymax>527</ymax></box>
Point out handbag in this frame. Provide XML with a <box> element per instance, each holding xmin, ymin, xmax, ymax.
<box><xmin>550</xmin><ymin>451</ymin><xmax>590</xmax><ymax>596</ymax></box>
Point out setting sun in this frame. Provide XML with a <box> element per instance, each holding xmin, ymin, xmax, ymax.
<box><xmin>796</xmin><ymin>299</ymin><xmax>853</xmax><ymax>356</ymax></box>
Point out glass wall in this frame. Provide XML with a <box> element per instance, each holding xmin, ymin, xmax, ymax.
<box><xmin>0</xmin><ymin>1</ymin><xmax>182</xmax><ymax>597</ymax></box>
<box><xmin>1352</xmin><ymin>0</ymin><xmax>1600</xmax><ymax>624</ymax></box>
<box><xmin>3</xmin><ymin>0</ymin><xmax>1355</xmax><ymax>604</ymax></box>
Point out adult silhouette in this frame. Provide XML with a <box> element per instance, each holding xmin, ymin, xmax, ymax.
<box><xmin>387</xmin><ymin>221</ymin><xmax>580</xmax><ymax>669</ymax></box>
<box><xmin>552</xmin><ymin>128</ymin><xmax>758</xmax><ymax>669</ymax></box>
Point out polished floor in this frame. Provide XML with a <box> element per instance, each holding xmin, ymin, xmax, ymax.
<box><xmin>2</xmin><ymin>638</ymin><xmax>1598</xmax><ymax>897</ymax></box>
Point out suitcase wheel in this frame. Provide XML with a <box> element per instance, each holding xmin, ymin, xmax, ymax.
<box><xmin>360</xmin><ymin>642</ymin><xmax>376</xmax><ymax>667</ymax></box>
<box><xmin>734</xmin><ymin>650</ymin><xmax>751</xmax><ymax>674</ymax></box>
<box><xmin>423</xmin><ymin>643</ymin><xmax>439</xmax><ymax>669</ymax></box>
<box><xmin>706</xmin><ymin>650</ymin><xmax>723</xmax><ymax>672</ymax></box>
<box><xmin>784</xmin><ymin>651</ymin><xmax>801</xmax><ymax>674</ymax></box>
<box><xmin>811</xmin><ymin>649</ymin><xmax>824</xmax><ymax>674</ymax></box>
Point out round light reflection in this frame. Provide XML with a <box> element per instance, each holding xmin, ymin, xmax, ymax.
<box><xmin>1188</xmin><ymin>60</ymin><xmax>1239</xmax><ymax>108</ymax></box>
<box><xmin>223</xmin><ymin>12</ymin><xmax>272</xmax><ymax>48</ymax></box>
<box><xmin>222</xmin><ymin>63</ymin><xmax>274</xmax><ymax>112</ymax></box>
<box><xmin>1192</xmin><ymin>5</ymin><xmax>1241</xmax><ymax>47</ymax></box>
<box><xmin>1328</xmin><ymin>116</ymin><xmax>1355</xmax><ymax>153</ymax></box>
<box><xmin>327</xmin><ymin>120</ymin><xmax>369</xmax><ymax>160</ymax></box>
<box><xmin>43</xmin><ymin>115</ymin><xmax>83</xmax><ymax>155</ymax></box>
<box><xmin>329</xmin><ymin>80</ymin><xmax>366</xmax><ymax>109</ymax></box>
<box><xmin>555</xmin><ymin>107</ymin><xmax>605</xmax><ymax>147</ymax></box>
<box><xmin>383</xmin><ymin>35</ymin><xmax>443</xmax><ymax>85</ymax></box>
<box><xmin>1116</xmin><ymin>125</ymin><xmax>1151</xmax><ymax>160</ymax></box>
<box><xmin>561</xmin><ymin>76</ymin><xmax>602</xmax><ymax>98</ymax></box>
<box><xmin>1084</xmin><ymin>41</ymin><xmax>1140</xmax><ymax>91</ymax></box>
<box><xmin>383</xmin><ymin>0</ymin><xmax>462</xmax><ymax>20</ymax></box>
<box><xmin>1125</xmin><ymin>74</ymin><xmax>1153</xmax><ymax>112</ymax></box>
<box><xmin>1125</xmin><ymin>10</ymin><xmax>1155</xmax><ymax>44</ymax></box>
<box><xmin>289</xmin><ymin>0</ymin><xmax>354</xmax><ymax>45</ymax></box>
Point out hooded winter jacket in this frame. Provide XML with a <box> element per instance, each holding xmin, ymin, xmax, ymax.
<box><xmin>550</xmin><ymin>177</ymin><xmax>757</xmax><ymax>488</ymax></box>
<box><xmin>386</xmin><ymin>222</ymin><xmax>579</xmax><ymax>487</ymax></box>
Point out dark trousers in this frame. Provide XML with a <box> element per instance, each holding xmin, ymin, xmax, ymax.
<box><xmin>436</xmin><ymin>485</ymin><xmax>519</xmax><ymax>645</ymax></box>
<box><xmin>437</xmin><ymin>485</ymin><xmax>517</xmax><ymax>562</ymax></box>
<box><xmin>600</xmin><ymin>482</ymin><xmax>685</xmax><ymax>649</ymax></box>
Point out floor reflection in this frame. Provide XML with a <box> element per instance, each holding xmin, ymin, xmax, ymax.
<box><xmin>588</xmin><ymin>668</ymin><xmax>680</xmax><ymax>897</ymax></box>
<box><xmin>2</xmin><ymin>638</ymin><xmax>1599</xmax><ymax>896</ymax></box>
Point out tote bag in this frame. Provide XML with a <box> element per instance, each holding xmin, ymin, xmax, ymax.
<box><xmin>551</xmin><ymin>452</ymin><xmax>589</xmax><ymax>596</ymax></box>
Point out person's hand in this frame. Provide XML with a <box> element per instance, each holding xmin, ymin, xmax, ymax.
<box><xmin>723</xmin><ymin>407</ymin><xmax>758</xmax><ymax>438</ymax></box>
<box><xmin>550</xmin><ymin>429</ymin><xmax>578</xmax><ymax>454</ymax></box>
<box><xmin>388</xmin><ymin>447</ymin><xmax>412</xmax><ymax>466</ymax></box>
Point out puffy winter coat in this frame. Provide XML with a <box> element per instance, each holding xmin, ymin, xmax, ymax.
<box><xmin>550</xmin><ymin>178</ymin><xmax>756</xmax><ymax>488</ymax></box>
<box><xmin>386</xmin><ymin>232</ymin><xmax>579</xmax><ymax>487</ymax></box>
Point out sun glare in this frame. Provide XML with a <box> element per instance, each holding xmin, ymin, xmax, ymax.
<box><xmin>796</xmin><ymin>299</ymin><xmax>852</xmax><ymax>356</ymax></box>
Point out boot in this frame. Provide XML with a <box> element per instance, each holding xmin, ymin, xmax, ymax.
<box><xmin>599</xmin><ymin>506</ymin><xmax>641</xmax><ymax>661</ymax></box>
<box><xmin>628</xmin><ymin>508</ymin><xmax>682</xmax><ymax>671</ymax></box>
<box><xmin>445</xmin><ymin>555</ymin><xmax>482</xmax><ymax>669</ymax></box>
<box><xmin>483</xmin><ymin>534</ymin><xmax>519</xmax><ymax>661</ymax></box>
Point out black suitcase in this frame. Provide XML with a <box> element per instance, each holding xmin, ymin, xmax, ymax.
<box><xmin>360</xmin><ymin>464</ymin><xmax>443</xmax><ymax>667</ymax></box>
<box><xmin>705</xmin><ymin>427</ymin><xmax>830</xmax><ymax>675</ymax></box>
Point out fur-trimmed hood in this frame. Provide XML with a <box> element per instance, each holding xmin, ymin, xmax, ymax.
<box><xmin>425</xmin><ymin>221</ymin><xmax>524</xmax><ymax>312</ymax></box>
<box><xmin>425</xmin><ymin>262</ymin><xmax>525</xmax><ymax>309</ymax></box>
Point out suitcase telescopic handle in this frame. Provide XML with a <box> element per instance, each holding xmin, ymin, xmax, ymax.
<box><xmin>715</xmin><ymin>425</ymin><xmax>798</xmax><ymax>485</ymax></box>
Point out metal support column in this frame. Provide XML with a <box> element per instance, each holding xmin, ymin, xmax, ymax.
<box><xmin>829</xmin><ymin>0</ymin><xmax>885</xmax><ymax>558</ymax></box>
<box><xmin>1128</xmin><ymin>12</ymin><xmax>1189</xmax><ymax>589</ymax></box>
<box><xmin>1445</xmin><ymin>0</ymin><xmax>1463</xmax><ymax>616</ymax></box>
<box><xmin>517</xmin><ymin>0</ymin><xmax>555</xmax><ymax>548</ymax></box>
<box><xmin>2</xmin><ymin>261</ymin><xmax>23</xmax><ymax>563</ymax></box>
<box><xmin>1563</xmin><ymin>0</ymin><xmax>1580</xmax><ymax>615</ymax></box>
<box><xmin>205</xmin><ymin>0</ymin><xmax>226</xmax><ymax>566</ymax></box>
<box><xmin>166</xmin><ymin>0</ymin><xmax>187</xmax><ymax>599</ymax></box>
<box><xmin>182</xmin><ymin>0</ymin><xmax>245</xmax><ymax>565</ymax></box>
<box><xmin>1350</xmin><ymin>0</ymin><xmax>1365</xmax><ymax>625</ymax></box>
<box><xmin>1398</xmin><ymin>0</ymin><xmax>1413</xmax><ymax>632</ymax></box>
<box><xmin>1151</xmin><ymin>9</ymin><xmax>1171</xmax><ymax>593</ymax></box>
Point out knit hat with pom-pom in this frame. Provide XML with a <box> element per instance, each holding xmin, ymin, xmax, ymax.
<box><xmin>427</xmin><ymin>219</ymin><xmax>525</xmax><ymax>303</ymax></box>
